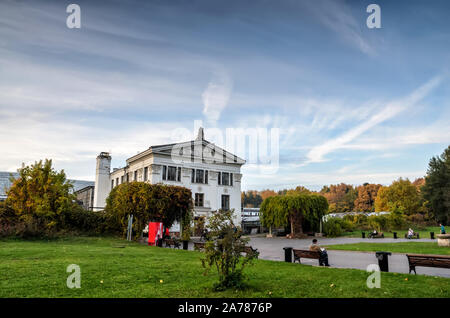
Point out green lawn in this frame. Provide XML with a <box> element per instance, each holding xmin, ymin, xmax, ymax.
<box><xmin>324</xmin><ymin>242</ymin><xmax>450</xmax><ymax>255</ymax></box>
<box><xmin>0</xmin><ymin>236</ymin><xmax>449</xmax><ymax>298</ymax></box>
<box><xmin>342</xmin><ymin>226</ymin><xmax>441</xmax><ymax>239</ymax></box>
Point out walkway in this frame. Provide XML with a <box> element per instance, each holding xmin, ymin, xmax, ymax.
<box><xmin>246</xmin><ymin>236</ymin><xmax>450</xmax><ymax>278</ymax></box>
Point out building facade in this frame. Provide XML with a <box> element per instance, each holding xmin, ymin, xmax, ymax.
<box><xmin>93</xmin><ymin>128</ymin><xmax>245</xmax><ymax>227</ymax></box>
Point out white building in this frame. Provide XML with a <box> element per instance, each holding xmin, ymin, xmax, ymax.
<box><xmin>92</xmin><ymin>128</ymin><xmax>245</xmax><ymax>228</ymax></box>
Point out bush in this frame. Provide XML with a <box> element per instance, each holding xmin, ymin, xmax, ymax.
<box><xmin>201</xmin><ymin>209</ymin><xmax>257</xmax><ymax>291</ymax></box>
<box><xmin>387</xmin><ymin>210</ymin><xmax>406</xmax><ymax>230</ymax></box>
<box><xmin>367</xmin><ymin>215</ymin><xmax>389</xmax><ymax>232</ymax></box>
<box><xmin>58</xmin><ymin>206</ymin><xmax>110</xmax><ymax>235</ymax></box>
<box><xmin>323</xmin><ymin>217</ymin><xmax>354</xmax><ymax>237</ymax></box>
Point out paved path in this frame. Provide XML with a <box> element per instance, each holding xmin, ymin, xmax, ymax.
<box><xmin>246</xmin><ymin>236</ymin><xmax>450</xmax><ymax>278</ymax></box>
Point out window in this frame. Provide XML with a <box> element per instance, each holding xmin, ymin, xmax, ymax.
<box><xmin>192</xmin><ymin>169</ymin><xmax>207</xmax><ymax>184</ymax></box>
<box><xmin>111</xmin><ymin>179</ymin><xmax>114</xmax><ymax>189</ymax></box>
<box><xmin>134</xmin><ymin>170</ymin><xmax>138</xmax><ymax>181</ymax></box>
<box><xmin>219</xmin><ymin>172</ymin><xmax>233</xmax><ymax>186</ymax></box>
<box><xmin>121</xmin><ymin>175</ymin><xmax>124</xmax><ymax>183</ymax></box>
<box><xmin>162</xmin><ymin>165</ymin><xmax>180</xmax><ymax>182</ymax></box>
<box><xmin>167</xmin><ymin>166</ymin><xmax>177</xmax><ymax>181</ymax></box>
<box><xmin>126</xmin><ymin>173</ymin><xmax>130</xmax><ymax>183</ymax></box>
<box><xmin>221</xmin><ymin>195</ymin><xmax>230</xmax><ymax>210</ymax></box>
<box><xmin>222</xmin><ymin>172</ymin><xmax>230</xmax><ymax>186</ymax></box>
<box><xmin>195</xmin><ymin>169</ymin><xmax>204</xmax><ymax>183</ymax></box>
<box><xmin>144</xmin><ymin>167</ymin><xmax>148</xmax><ymax>181</ymax></box>
<box><xmin>116</xmin><ymin>178</ymin><xmax>119</xmax><ymax>186</ymax></box>
<box><xmin>195</xmin><ymin>193</ymin><xmax>204</xmax><ymax>207</ymax></box>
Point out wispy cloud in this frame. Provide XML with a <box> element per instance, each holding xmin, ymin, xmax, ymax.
<box><xmin>302</xmin><ymin>0</ymin><xmax>375</xmax><ymax>55</ymax></box>
<box><xmin>202</xmin><ymin>69</ymin><xmax>233</xmax><ymax>125</ymax></box>
<box><xmin>305</xmin><ymin>76</ymin><xmax>443</xmax><ymax>164</ymax></box>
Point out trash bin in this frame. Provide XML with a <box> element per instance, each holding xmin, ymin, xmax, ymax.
<box><xmin>362</xmin><ymin>232</ymin><xmax>366</xmax><ymax>238</ymax></box>
<box><xmin>375</xmin><ymin>251</ymin><xmax>392</xmax><ymax>272</ymax></box>
<box><xmin>283</xmin><ymin>247</ymin><xmax>293</xmax><ymax>263</ymax></box>
<box><xmin>182</xmin><ymin>240</ymin><xmax>189</xmax><ymax>250</ymax></box>
<box><xmin>430</xmin><ymin>232</ymin><xmax>435</xmax><ymax>240</ymax></box>
<box><xmin>393</xmin><ymin>232</ymin><xmax>397</xmax><ymax>239</ymax></box>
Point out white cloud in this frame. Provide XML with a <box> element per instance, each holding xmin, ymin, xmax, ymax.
<box><xmin>202</xmin><ymin>69</ymin><xmax>233</xmax><ymax>125</ymax></box>
<box><xmin>305</xmin><ymin>76</ymin><xmax>443</xmax><ymax>164</ymax></box>
<box><xmin>301</xmin><ymin>0</ymin><xmax>375</xmax><ymax>55</ymax></box>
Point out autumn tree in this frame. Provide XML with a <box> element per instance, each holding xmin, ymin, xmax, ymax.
<box><xmin>374</xmin><ymin>178</ymin><xmax>422</xmax><ymax>215</ymax></box>
<box><xmin>422</xmin><ymin>145</ymin><xmax>450</xmax><ymax>224</ymax></box>
<box><xmin>6</xmin><ymin>159</ymin><xmax>75</xmax><ymax>233</ymax></box>
<box><xmin>260</xmin><ymin>189</ymin><xmax>277</xmax><ymax>200</ymax></box>
<box><xmin>354</xmin><ymin>183</ymin><xmax>382</xmax><ymax>212</ymax></box>
<box><xmin>320</xmin><ymin>183</ymin><xmax>357</xmax><ymax>213</ymax></box>
<box><xmin>286</xmin><ymin>185</ymin><xmax>312</xmax><ymax>195</ymax></box>
<box><xmin>241</xmin><ymin>190</ymin><xmax>263</xmax><ymax>208</ymax></box>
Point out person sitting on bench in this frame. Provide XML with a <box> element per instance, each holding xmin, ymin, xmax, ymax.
<box><xmin>407</xmin><ymin>228</ymin><xmax>414</xmax><ymax>239</ymax></box>
<box><xmin>309</xmin><ymin>239</ymin><xmax>329</xmax><ymax>266</ymax></box>
<box><xmin>440</xmin><ymin>223</ymin><xmax>446</xmax><ymax>234</ymax></box>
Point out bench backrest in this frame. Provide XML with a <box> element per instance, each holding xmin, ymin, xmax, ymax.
<box><xmin>293</xmin><ymin>249</ymin><xmax>320</xmax><ymax>259</ymax></box>
<box><xmin>407</xmin><ymin>254</ymin><xmax>450</xmax><ymax>268</ymax></box>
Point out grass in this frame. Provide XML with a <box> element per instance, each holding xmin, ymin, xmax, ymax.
<box><xmin>0</xmin><ymin>236</ymin><xmax>449</xmax><ymax>298</ymax></box>
<box><xmin>342</xmin><ymin>226</ymin><xmax>441</xmax><ymax>239</ymax></box>
<box><xmin>324</xmin><ymin>242</ymin><xmax>450</xmax><ymax>255</ymax></box>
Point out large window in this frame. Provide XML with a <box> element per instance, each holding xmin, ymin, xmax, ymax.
<box><xmin>195</xmin><ymin>193</ymin><xmax>204</xmax><ymax>207</ymax></box>
<box><xmin>144</xmin><ymin>167</ymin><xmax>148</xmax><ymax>181</ymax></box>
<box><xmin>134</xmin><ymin>170</ymin><xmax>138</xmax><ymax>181</ymax></box>
<box><xmin>218</xmin><ymin>172</ymin><xmax>233</xmax><ymax>186</ymax></box>
<box><xmin>192</xmin><ymin>169</ymin><xmax>208</xmax><ymax>184</ymax></box>
<box><xmin>221</xmin><ymin>195</ymin><xmax>230</xmax><ymax>210</ymax></box>
<box><xmin>167</xmin><ymin>166</ymin><xmax>177</xmax><ymax>181</ymax></box>
<box><xmin>162</xmin><ymin>165</ymin><xmax>180</xmax><ymax>181</ymax></box>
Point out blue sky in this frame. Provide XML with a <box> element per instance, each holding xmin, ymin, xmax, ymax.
<box><xmin>0</xmin><ymin>0</ymin><xmax>449</xmax><ymax>191</ymax></box>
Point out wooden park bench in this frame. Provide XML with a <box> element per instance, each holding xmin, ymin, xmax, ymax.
<box><xmin>368</xmin><ymin>232</ymin><xmax>384</xmax><ymax>238</ymax></box>
<box><xmin>164</xmin><ymin>238</ymin><xmax>181</xmax><ymax>249</ymax></box>
<box><xmin>193</xmin><ymin>241</ymin><xmax>206</xmax><ymax>251</ymax></box>
<box><xmin>404</xmin><ymin>232</ymin><xmax>420</xmax><ymax>239</ymax></box>
<box><xmin>292</xmin><ymin>249</ymin><xmax>320</xmax><ymax>264</ymax></box>
<box><xmin>406</xmin><ymin>254</ymin><xmax>450</xmax><ymax>274</ymax></box>
<box><xmin>241</xmin><ymin>246</ymin><xmax>259</xmax><ymax>259</ymax></box>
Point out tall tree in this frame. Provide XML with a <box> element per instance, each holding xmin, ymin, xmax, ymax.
<box><xmin>354</xmin><ymin>183</ymin><xmax>382</xmax><ymax>212</ymax></box>
<box><xmin>260</xmin><ymin>189</ymin><xmax>277</xmax><ymax>201</ymax></box>
<box><xmin>6</xmin><ymin>159</ymin><xmax>75</xmax><ymax>231</ymax></box>
<box><xmin>320</xmin><ymin>183</ymin><xmax>357</xmax><ymax>213</ymax></box>
<box><xmin>422</xmin><ymin>146</ymin><xmax>450</xmax><ymax>224</ymax></box>
<box><xmin>374</xmin><ymin>178</ymin><xmax>422</xmax><ymax>215</ymax></box>
<box><xmin>260</xmin><ymin>193</ymin><xmax>328</xmax><ymax>237</ymax></box>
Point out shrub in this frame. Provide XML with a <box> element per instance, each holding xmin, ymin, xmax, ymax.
<box><xmin>201</xmin><ymin>209</ymin><xmax>257</xmax><ymax>291</ymax></box>
<box><xmin>387</xmin><ymin>209</ymin><xmax>406</xmax><ymax>230</ymax></box>
<box><xmin>367</xmin><ymin>215</ymin><xmax>388</xmax><ymax>232</ymax></box>
<box><xmin>323</xmin><ymin>217</ymin><xmax>354</xmax><ymax>237</ymax></box>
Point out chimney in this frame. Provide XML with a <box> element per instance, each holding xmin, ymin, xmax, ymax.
<box><xmin>196</xmin><ymin>127</ymin><xmax>204</xmax><ymax>141</ymax></box>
